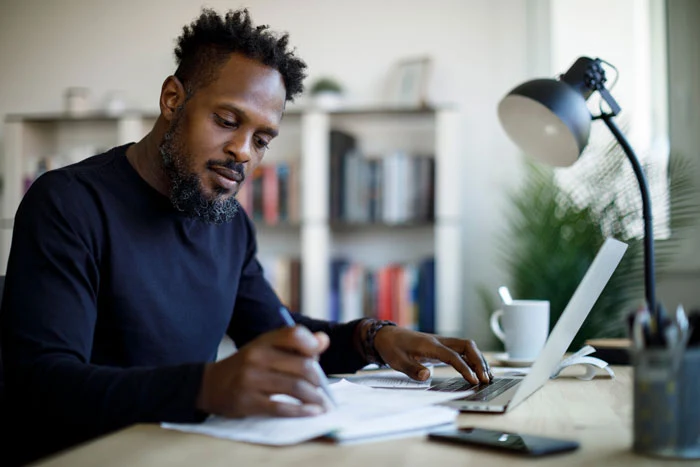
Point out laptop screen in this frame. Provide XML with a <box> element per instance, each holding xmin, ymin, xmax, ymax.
<box><xmin>508</xmin><ymin>237</ymin><xmax>628</xmax><ymax>409</ymax></box>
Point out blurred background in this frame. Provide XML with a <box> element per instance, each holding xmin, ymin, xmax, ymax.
<box><xmin>0</xmin><ymin>0</ymin><xmax>697</xmax><ymax>350</ymax></box>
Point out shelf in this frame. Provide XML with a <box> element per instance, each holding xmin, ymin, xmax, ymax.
<box><xmin>253</xmin><ymin>222</ymin><xmax>302</xmax><ymax>230</ymax></box>
<box><xmin>5</xmin><ymin>110</ymin><xmax>160</xmax><ymax>124</ymax></box>
<box><xmin>282</xmin><ymin>103</ymin><xmax>455</xmax><ymax>117</ymax></box>
<box><xmin>4</xmin><ymin>104</ymin><xmax>453</xmax><ymax>123</ymax></box>
<box><xmin>329</xmin><ymin>220</ymin><xmax>435</xmax><ymax>231</ymax></box>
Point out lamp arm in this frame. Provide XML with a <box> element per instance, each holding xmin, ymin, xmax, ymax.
<box><xmin>600</xmin><ymin>114</ymin><xmax>657</xmax><ymax>319</ymax></box>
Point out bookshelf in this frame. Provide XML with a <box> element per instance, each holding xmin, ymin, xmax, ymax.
<box><xmin>2</xmin><ymin>105</ymin><xmax>463</xmax><ymax>336</ymax></box>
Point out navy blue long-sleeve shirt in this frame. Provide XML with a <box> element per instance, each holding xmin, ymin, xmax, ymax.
<box><xmin>0</xmin><ymin>143</ymin><xmax>367</xmax><ymax>462</ymax></box>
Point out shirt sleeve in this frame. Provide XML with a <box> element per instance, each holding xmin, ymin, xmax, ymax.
<box><xmin>226</xmin><ymin>213</ymin><xmax>368</xmax><ymax>374</ymax></box>
<box><xmin>0</xmin><ymin>173</ymin><xmax>207</xmax><ymax>453</ymax></box>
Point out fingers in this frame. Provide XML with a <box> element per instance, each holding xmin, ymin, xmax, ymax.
<box><xmin>431</xmin><ymin>344</ymin><xmax>479</xmax><ymax>384</ymax></box>
<box><xmin>205</xmin><ymin>328</ymin><xmax>333</xmax><ymax>419</ymax></box>
<box><xmin>254</xmin><ymin>370</ymin><xmax>327</xmax><ymax>408</ymax></box>
<box><xmin>263</xmin><ymin>349</ymin><xmax>322</xmax><ymax>386</ymax></box>
<box><xmin>463</xmin><ymin>340</ymin><xmax>492</xmax><ymax>383</ymax></box>
<box><xmin>392</xmin><ymin>355</ymin><xmax>432</xmax><ymax>381</ymax></box>
<box><xmin>441</xmin><ymin>337</ymin><xmax>492</xmax><ymax>383</ymax></box>
<box><xmin>314</xmin><ymin>331</ymin><xmax>330</xmax><ymax>352</ymax></box>
<box><xmin>264</xmin><ymin>326</ymin><xmax>330</xmax><ymax>357</ymax></box>
<box><xmin>251</xmin><ymin>394</ymin><xmax>325</xmax><ymax>418</ymax></box>
<box><xmin>240</xmin><ymin>338</ymin><xmax>326</xmax><ymax>387</ymax></box>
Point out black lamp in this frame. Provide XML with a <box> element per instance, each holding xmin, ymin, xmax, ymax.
<box><xmin>497</xmin><ymin>56</ymin><xmax>662</xmax><ymax>328</ymax></box>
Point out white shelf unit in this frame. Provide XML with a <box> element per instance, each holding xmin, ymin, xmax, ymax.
<box><xmin>2</xmin><ymin>106</ymin><xmax>463</xmax><ymax>336</ymax></box>
<box><xmin>1</xmin><ymin>111</ymin><xmax>156</xmax><ymax>273</ymax></box>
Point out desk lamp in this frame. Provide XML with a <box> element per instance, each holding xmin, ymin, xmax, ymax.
<box><xmin>496</xmin><ymin>56</ymin><xmax>664</xmax><ymax>338</ymax></box>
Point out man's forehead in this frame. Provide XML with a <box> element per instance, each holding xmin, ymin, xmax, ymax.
<box><xmin>208</xmin><ymin>54</ymin><xmax>286</xmax><ymax>115</ymax></box>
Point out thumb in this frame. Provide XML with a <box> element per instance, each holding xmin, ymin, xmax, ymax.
<box><xmin>313</xmin><ymin>332</ymin><xmax>330</xmax><ymax>353</ymax></box>
<box><xmin>395</xmin><ymin>357</ymin><xmax>431</xmax><ymax>381</ymax></box>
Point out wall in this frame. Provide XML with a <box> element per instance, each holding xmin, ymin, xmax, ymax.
<box><xmin>658</xmin><ymin>0</ymin><xmax>700</xmax><ymax>310</ymax></box>
<box><xmin>0</xmin><ymin>0</ymin><xmax>675</xmax><ymax>345</ymax></box>
<box><xmin>550</xmin><ymin>0</ymin><xmax>661</xmax><ymax>154</ymax></box>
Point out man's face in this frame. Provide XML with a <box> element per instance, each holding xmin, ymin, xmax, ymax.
<box><xmin>159</xmin><ymin>53</ymin><xmax>286</xmax><ymax>224</ymax></box>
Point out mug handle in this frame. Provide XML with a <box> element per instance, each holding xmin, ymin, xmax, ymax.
<box><xmin>490</xmin><ymin>309</ymin><xmax>506</xmax><ymax>343</ymax></box>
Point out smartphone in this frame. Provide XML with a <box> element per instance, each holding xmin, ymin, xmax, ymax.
<box><xmin>428</xmin><ymin>427</ymin><xmax>580</xmax><ymax>457</ymax></box>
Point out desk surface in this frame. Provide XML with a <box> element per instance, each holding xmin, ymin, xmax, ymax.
<box><xmin>33</xmin><ymin>366</ymin><xmax>689</xmax><ymax>467</ymax></box>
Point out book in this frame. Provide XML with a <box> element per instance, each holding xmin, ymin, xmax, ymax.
<box><xmin>329</xmin><ymin>130</ymin><xmax>357</xmax><ymax>221</ymax></box>
<box><xmin>418</xmin><ymin>258</ymin><xmax>435</xmax><ymax>334</ymax></box>
<box><xmin>276</xmin><ymin>162</ymin><xmax>290</xmax><ymax>222</ymax></box>
<box><xmin>262</xmin><ymin>165</ymin><xmax>279</xmax><ymax>225</ymax></box>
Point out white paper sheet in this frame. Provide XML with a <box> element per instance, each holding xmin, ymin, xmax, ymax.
<box><xmin>491</xmin><ymin>367</ymin><xmax>530</xmax><ymax>377</ymax></box>
<box><xmin>328</xmin><ymin>405</ymin><xmax>458</xmax><ymax>444</ymax></box>
<box><xmin>344</xmin><ymin>366</ymin><xmax>433</xmax><ymax>389</ymax></box>
<box><xmin>161</xmin><ymin>379</ymin><xmax>471</xmax><ymax>445</ymax></box>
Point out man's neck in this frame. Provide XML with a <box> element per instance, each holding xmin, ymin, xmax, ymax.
<box><xmin>126</xmin><ymin>117</ymin><xmax>170</xmax><ymax>196</ymax></box>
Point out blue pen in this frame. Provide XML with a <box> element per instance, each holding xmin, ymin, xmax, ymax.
<box><xmin>278</xmin><ymin>306</ymin><xmax>338</xmax><ymax>408</ymax></box>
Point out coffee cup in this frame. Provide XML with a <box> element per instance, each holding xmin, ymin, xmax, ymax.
<box><xmin>490</xmin><ymin>300</ymin><xmax>550</xmax><ymax>360</ymax></box>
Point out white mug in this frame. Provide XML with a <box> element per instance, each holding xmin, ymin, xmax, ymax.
<box><xmin>490</xmin><ymin>300</ymin><xmax>550</xmax><ymax>360</ymax></box>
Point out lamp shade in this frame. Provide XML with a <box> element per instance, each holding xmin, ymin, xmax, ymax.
<box><xmin>497</xmin><ymin>78</ymin><xmax>592</xmax><ymax>167</ymax></box>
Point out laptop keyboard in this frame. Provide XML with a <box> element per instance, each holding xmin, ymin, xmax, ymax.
<box><xmin>429</xmin><ymin>377</ymin><xmax>520</xmax><ymax>402</ymax></box>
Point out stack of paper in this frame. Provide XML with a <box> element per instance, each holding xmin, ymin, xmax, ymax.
<box><xmin>162</xmin><ymin>379</ymin><xmax>473</xmax><ymax>445</ymax></box>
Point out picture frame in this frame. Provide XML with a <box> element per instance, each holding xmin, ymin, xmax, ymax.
<box><xmin>389</xmin><ymin>56</ymin><xmax>432</xmax><ymax>107</ymax></box>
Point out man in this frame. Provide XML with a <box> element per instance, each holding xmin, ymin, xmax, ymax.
<box><xmin>0</xmin><ymin>8</ymin><xmax>491</xmax><ymax>465</ymax></box>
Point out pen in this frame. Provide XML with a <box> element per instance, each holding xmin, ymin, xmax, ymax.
<box><xmin>278</xmin><ymin>306</ymin><xmax>338</xmax><ymax>408</ymax></box>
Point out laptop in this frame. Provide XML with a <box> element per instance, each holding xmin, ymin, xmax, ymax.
<box><xmin>429</xmin><ymin>237</ymin><xmax>628</xmax><ymax>413</ymax></box>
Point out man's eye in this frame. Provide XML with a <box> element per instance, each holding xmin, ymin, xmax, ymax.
<box><xmin>255</xmin><ymin>138</ymin><xmax>270</xmax><ymax>150</ymax></box>
<box><xmin>214</xmin><ymin>114</ymin><xmax>237</xmax><ymax>128</ymax></box>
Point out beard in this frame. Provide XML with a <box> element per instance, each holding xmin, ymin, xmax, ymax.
<box><xmin>158</xmin><ymin>109</ymin><xmax>243</xmax><ymax>225</ymax></box>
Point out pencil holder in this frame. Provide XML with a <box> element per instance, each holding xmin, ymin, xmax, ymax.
<box><xmin>632</xmin><ymin>347</ymin><xmax>700</xmax><ymax>458</ymax></box>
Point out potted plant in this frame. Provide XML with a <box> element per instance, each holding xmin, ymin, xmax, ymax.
<box><xmin>309</xmin><ymin>77</ymin><xmax>344</xmax><ymax>109</ymax></box>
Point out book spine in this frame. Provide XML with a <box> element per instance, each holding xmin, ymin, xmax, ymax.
<box><xmin>263</xmin><ymin>165</ymin><xmax>279</xmax><ymax>225</ymax></box>
<box><xmin>251</xmin><ymin>166</ymin><xmax>265</xmax><ymax>221</ymax></box>
<box><xmin>277</xmin><ymin>162</ymin><xmax>290</xmax><ymax>223</ymax></box>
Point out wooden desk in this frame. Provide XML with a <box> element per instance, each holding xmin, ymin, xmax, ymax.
<box><xmin>33</xmin><ymin>366</ymin><xmax>689</xmax><ymax>466</ymax></box>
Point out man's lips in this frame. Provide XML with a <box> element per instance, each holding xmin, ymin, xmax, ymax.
<box><xmin>209</xmin><ymin>165</ymin><xmax>244</xmax><ymax>191</ymax></box>
<box><xmin>209</xmin><ymin>166</ymin><xmax>243</xmax><ymax>183</ymax></box>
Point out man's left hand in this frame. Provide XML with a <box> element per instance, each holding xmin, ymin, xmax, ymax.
<box><xmin>373</xmin><ymin>326</ymin><xmax>493</xmax><ymax>384</ymax></box>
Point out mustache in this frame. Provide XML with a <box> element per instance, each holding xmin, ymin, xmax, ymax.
<box><xmin>206</xmin><ymin>160</ymin><xmax>246</xmax><ymax>181</ymax></box>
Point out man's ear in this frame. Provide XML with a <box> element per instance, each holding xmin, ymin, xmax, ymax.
<box><xmin>159</xmin><ymin>76</ymin><xmax>187</xmax><ymax>122</ymax></box>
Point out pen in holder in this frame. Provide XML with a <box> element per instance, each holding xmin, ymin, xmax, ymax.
<box><xmin>631</xmin><ymin>306</ymin><xmax>700</xmax><ymax>459</ymax></box>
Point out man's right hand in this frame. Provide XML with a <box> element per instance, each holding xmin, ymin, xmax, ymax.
<box><xmin>196</xmin><ymin>326</ymin><xmax>330</xmax><ymax>418</ymax></box>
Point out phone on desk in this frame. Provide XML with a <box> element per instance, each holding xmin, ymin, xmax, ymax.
<box><xmin>428</xmin><ymin>427</ymin><xmax>580</xmax><ymax>457</ymax></box>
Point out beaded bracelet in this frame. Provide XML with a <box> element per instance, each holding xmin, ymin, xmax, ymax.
<box><xmin>362</xmin><ymin>319</ymin><xmax>397</xmax><ymax>366</ymax></box>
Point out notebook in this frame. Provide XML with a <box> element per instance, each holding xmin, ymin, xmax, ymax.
<box><xmin>161</xmin><ymin>379</ymin><xmax>470</xmax><ymax>445</ymax></box>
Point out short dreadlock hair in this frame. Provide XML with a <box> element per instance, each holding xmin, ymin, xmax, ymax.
<box><xmin>174</xmin><ymin>8</ymin><xmax>307</xmax><ymax>102</ymax></box>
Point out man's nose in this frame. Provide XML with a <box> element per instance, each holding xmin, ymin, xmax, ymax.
<box><xmin>224</xmin><ymin>135</ymin><xmax>252</xmax><ymax>164</ymax></box>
